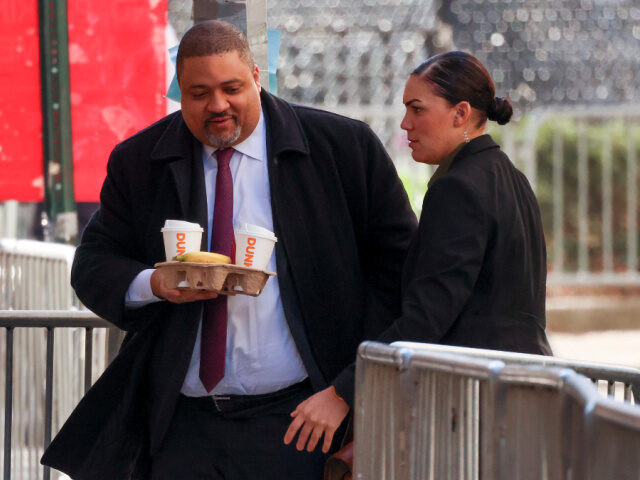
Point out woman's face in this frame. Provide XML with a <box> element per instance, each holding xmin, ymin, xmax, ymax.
<box><xmin>401</xmin><ymin>75</ymin><xmax>460</xmax><ymax>165</ymax></box>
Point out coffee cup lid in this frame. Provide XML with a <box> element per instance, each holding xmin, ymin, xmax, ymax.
<box><xmin>161</xmin><ymin>219</ymin><xmax>203</xmax><ymax>232</ymax></box>
<box><xmin>236</xmin><ymin>223</ymin><xmax>277</xmax><ymax>241</ymax></box>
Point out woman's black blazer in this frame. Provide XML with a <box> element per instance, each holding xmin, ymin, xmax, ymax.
<box><xmin>379</xmin><ymin>134</ymin><xmax>552</xmax><ymax>355</ymax></box>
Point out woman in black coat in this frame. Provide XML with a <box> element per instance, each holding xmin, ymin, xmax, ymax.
<box><xmin>377</xmin><ymin>51</ymin><xmax>552</xmax><ymax>354</ymax></box>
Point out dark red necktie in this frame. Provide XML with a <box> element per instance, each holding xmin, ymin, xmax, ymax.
<box><xmin>200</xmin><ymin>148</ymin><xmax>235</xmax><ymax>392</ymax></box>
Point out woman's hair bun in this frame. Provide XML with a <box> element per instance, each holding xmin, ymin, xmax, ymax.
<box><xmin>487</xmin><ymin>97</ymin><xmax>513</xmax><ymax>125</ymax></box>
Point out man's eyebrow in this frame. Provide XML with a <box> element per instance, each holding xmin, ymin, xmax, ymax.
<box><xmin>187</xmin><ymin>79</ymin><xmax>244</xmax><ymax>89</ymax></box>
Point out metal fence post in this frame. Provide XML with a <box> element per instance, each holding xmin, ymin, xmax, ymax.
<box><xmin>38</xmin><ymin>0</ymin><xmax>77</xmax><ymax>243</ymax></box>
<box><xmin>577</xmin><ymin>119</ymin><xmax>589</xmax><ymax>276</ymax></box>
<box><xmin>43</xmin><ymin>328</ymin><xmax>54</xmax><ymax>480</ymax></box>
<box><xmin>626</xmin><ymin>130</ymin><xmax>638</xmax><ymax>275</ymax></box>
<box><xmin>84</xmin><ymin>327</ymin><xmax>93</xmax><ymax>394</ymax></box>
<box><xmin>192</xmin><ymin>0</ymin><xmax>269</xmax><ymax>91</ymax></box>
<box><xmin>3</xmin><ymin>327</ymin><xmax>13</xmax><ymax>480</ymax></box>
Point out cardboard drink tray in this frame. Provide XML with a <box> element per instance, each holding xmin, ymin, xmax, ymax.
<box><xmin>154</xmin><ymin>261</ymin><xmax>276</xmax><ymax>297</ymax></box>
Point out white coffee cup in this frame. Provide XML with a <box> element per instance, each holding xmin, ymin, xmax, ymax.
<box><xmin>235</xmin><ymin>223</ymin><xmax>277</xmax><ymax>270</ymax></box>
<box><xmin>161</xmin><ymin>220</ymin><xmax>203</xmax><ymax>261</ymax></box>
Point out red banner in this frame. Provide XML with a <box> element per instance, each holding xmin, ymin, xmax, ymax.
<box><xmin>68</xmin><ymin>0</ymin><xmax>167</xmax><ymax>202</ymax></box>
<box><xmin>0</xmin><ymin>2</ymin><xmax>43</xmax><ymax>201</ymax></box>
<box><xmin>0</xmin><ymin>0</ymin><xmax>167</xmax><ymax>202</ymax></box>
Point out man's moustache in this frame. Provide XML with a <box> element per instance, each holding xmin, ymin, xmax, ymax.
<box><xmin>205</xmin><ymin>113</ymin><xmax>236</xmax><ymax>122</ymax></box>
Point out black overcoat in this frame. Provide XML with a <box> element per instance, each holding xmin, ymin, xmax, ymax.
<box><xmin>41</xmin><ymin>91</ymin><xmax>417</xmax><ymax>479</ymax></box>
<box><xmin>378</xmin><ymin>134</ymin><xmax>552</xmax><ymax>353</ymax></box>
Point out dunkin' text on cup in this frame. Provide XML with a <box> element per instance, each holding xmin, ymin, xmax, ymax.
<box><xmin>175</xmin><ymin>233</ymin><xmax>188</xmax><ymax>256</ymax></box>
<box><xmin>243</xmin><ymin>237</ymin><xmax>257</xmax><ymax>267</ymax></box>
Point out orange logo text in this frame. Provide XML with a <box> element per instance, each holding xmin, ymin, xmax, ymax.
<box><xmin>244</xmin><ymin>237</ymin><xmax>257</xmax><ymax>267</ymax></box>
<box><xmin>176</xmin><ymin>233</ymin><xmax>186</xmax><ymax>255</ymax></box>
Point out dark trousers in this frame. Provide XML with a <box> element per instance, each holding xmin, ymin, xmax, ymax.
<box><xmin>151</xmin><ymin>380</ymin><xmax>340</xmax><ymax>480</ymax></box>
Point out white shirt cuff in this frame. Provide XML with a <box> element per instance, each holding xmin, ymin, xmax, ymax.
<box><xmin>125</xmin><ymin>268</ymin><xmax>162</xmax><ymax>308</ymax></box>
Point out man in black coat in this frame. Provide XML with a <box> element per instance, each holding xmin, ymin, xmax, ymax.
<box><xmin>42</xmin><ymin>20</ymin><xmax>416</xmax><ymax>479</ymax></box>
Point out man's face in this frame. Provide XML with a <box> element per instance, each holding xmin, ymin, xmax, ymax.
<box><xmin>179</xmin><ymin>51</ymin><xmax>262</xmax><ymax>148</ymax></box>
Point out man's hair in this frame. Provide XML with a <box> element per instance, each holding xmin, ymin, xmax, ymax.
<box><xmin>176</xmin><ymin>20</ymin><xmax>255</xmax><ymax>80</ymax></box>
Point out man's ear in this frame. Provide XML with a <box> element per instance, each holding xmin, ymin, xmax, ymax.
<box><xmin>253</xmin><ymin>65</ymin><xmax>262</xmax><ymax>92</ymax></box>
<box><xmin>453</xmin><ymin>101</ymin><xmax>471</xmax><ymax>127</ymax></box>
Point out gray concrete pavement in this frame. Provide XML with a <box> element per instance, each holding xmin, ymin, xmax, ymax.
<box><xmin>548</xmin><ymin>329</ymin><xmax>640</xmax><ymax>369</ymax></box>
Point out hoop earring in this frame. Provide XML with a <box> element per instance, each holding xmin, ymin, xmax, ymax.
<box><xmin>463</xmin><ymin>129</ymin><xmax>470</xmax><ymax>143</ymax></box>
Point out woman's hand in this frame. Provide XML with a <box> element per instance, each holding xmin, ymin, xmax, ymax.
<box><xmin>150</xmin><ymin>269</ymin><xmax>218</xmax><ymax>303</ymax></box>
<box><xmin>283</xmin><ymin>386</ymin><xmax>350</xmax><ymax>453</ymax></box>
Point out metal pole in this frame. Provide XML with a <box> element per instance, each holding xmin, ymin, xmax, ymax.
<box><xmin>601</xmin><ymin>123</ymin><xmax>613</xmax><ymax>274</ymax></box>
<box><xmin>38</xmin><ymin>0</ymin><xmax>77</xmax><ymax>243</ymax></box>
<box><xmin>43</xmin><ymin>328</ymin><xmax>55</xmax><ymax>480</ymax></box>
<box><xmin>84</xmin><ymin>327</ymin><xmax>93</xmax><ymax>393</ymax></box>
<box><xmin>192</xmin><ymin>0</ymin><xmax>269</xmax><ymax>90</ymax></box>
<box><xmin>106</xmin><ymin>328</ymin><xmax>125</xmax><ymax>365</ymax></box>
<box><xmin>3</xmin><ymin>328</ymin><xmax>13</xmax><ymax>480</ymax></box>
<box><xmin>577</xmin><ymin>120</ymin><xmax>589</xmax><ymax>275</ymax></box>
<box><xmin>246</xmin><ymin>0</ymin><xmax>269</xmax><ymax>90</ymax></box>
<box><xmin>522</xmin><ymin>114</ymin><xmax>541</xmax><ymax>194</ymax></box>
<box><xmin>552</xmin><ymin>129</ymin><xmax>564</xmax><ymax>274</ymax></box>
<box><xmin>627</xmin><ymin>130</ymin><xmax>637</xmax><ymax>275</ymax></box>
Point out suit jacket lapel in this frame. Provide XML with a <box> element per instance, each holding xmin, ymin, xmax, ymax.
<box><xmin>151</xmin><ymin>113</ymin><xmax>199</xmax><ymax>222</ymax></box>
<box><xmin>146</xmin><ymin>113</ymin><xmax>205</xmax><ymax>451</ymax></box>
<box><xmin>149</xmin><ymin>112</ymin><xmax>209</xmax><ymax>252</ymax></box>
<box><xmin>165</xmin><ymin>160</ymin><xmax>190</xmax><ymax>221</ymax></box>
<box><xmin>260</xmin><ymin>92</ymin><xmax>314</xmax><ymax>294</ymax></box>
<box><xmin>260</xmin><ymin>92</ymin><xmax>335</xmax><ymax>385</ymax></box>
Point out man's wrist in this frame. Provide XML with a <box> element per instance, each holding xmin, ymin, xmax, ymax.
<box><xmin>125</xmin><ymin>268</ymin><xmax>162</xmax><ymax>307</ymax></box>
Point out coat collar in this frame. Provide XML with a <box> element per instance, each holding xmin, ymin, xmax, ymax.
<box><xmin>451</xmin><ymin>134</ymin><xmax>500</xmax><ymax>167</ymax></box>
<box><xmin>150</xmin><ymin>111</ymin><xmax>197</xmax><ymax>162</ymax></box>
<box><xmin>149</xmin><ymin>91</ymin><xmax>310</xmax><ymax>161</ymax></box>
<box><xmin>259</xmin><ymin>90</ymin><xmax>310</xmax><ymax>157</ymax></box>
<box><xmin>147</xmin><ymin>112</ymin><xmax>201</xmax><ymax>221</ymax></box>
<box><xmin>144</xmin><ymin>93</ymin><xmax>309</xmax><ymax>228</ymax></box>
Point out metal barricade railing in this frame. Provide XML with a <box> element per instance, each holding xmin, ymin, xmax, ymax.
<box><xmin>0</xmin><ymin>239</ymin><xmax>114</xmax><ymax>480</ymax></box>
<box><xmin>0</xmin><ymin>311</ymin><xmax>112</xmax><ymax>480</ymax></box>
<box><xmin>487</xmin><ymin>365</ymin><xmax>570</xmax><ymax>480</ymax></box>
<box><xmin>583</xmin><ymin>388</ymin><xmax>640</xmax><ymax>479</ymax></box>
<box><xmin>354</xmin><ymin>341</ymin><xmax>640</xmax><ymax>480</ymax></box>
<box><xmin>393</xmin><ymin>341</ymin><xmax>640</xmax><ymax>403</ymax></box>
<box><xmin>0</xmin><ymin>239</ymin><xmax>80</xmax><ymax>310</ymax></box>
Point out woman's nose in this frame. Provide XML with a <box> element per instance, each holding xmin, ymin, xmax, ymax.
<box><xmin>400</xmin><ymin>114</ymin><xmax>411</xmax><ymax>131</ymax></box>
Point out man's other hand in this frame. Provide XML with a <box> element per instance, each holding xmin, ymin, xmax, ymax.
<box><xmin>150</xmin><ymin>269</ymin><xmax>218</xmax><ymax>303</ymax></box>
<box><xmin>283</xmin><ymin>386</ymin><xmax>350</xmax><ymax>454</ymax></box>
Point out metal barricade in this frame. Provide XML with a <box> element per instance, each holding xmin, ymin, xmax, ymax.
<box><xmin>394</xmin><ymin>341</ymin><xmax>640</xmax><ymax>403</ymax></box>
<box><xmin>354</xmin><ymin>342</ymin><xmax>640</xmax><ymax>480</ymax></box>
<box><xmin>583</xmin><ymin>390</ymin><xmax>640</xmax><ymax>479</ymax></box>
<box><xmin>483</xmin><ymin>365</ymin><xmax>561</xmax><ymax>480</ymax></box>
<box><xmin>354</xmin><ymin>344</ymin><xmax>488</xmax><ymax>479</ymax></box>
<box><xmin>0</xmin><ymin>239</ymin><xmax>80</xmax><ymax>310</ymax></box>
<box><xmin>0</xmin><ymin>240</ymin><xmax>108</xmax><ymax>480</ymax></box>
<box><xmin>0</xmin><ymin>311</ymin><xmax>111</xmax><ymax>480</ymax></box>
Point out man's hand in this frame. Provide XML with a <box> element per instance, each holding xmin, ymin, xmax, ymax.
<box><xmin>283</xmin><ymin>386</ymin><xmax>350</xmax><ymax>454</ymax></box>
<box><xmin>150</xmin><ymin>269</ymin><xmax>218</xmax><ymax>303</ymax></box>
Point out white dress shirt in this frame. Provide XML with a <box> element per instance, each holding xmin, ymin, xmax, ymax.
<box><xmin>125</xmin><ymin>109</ymin><xmax>308</xmax><ymax>396</ymax></box>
